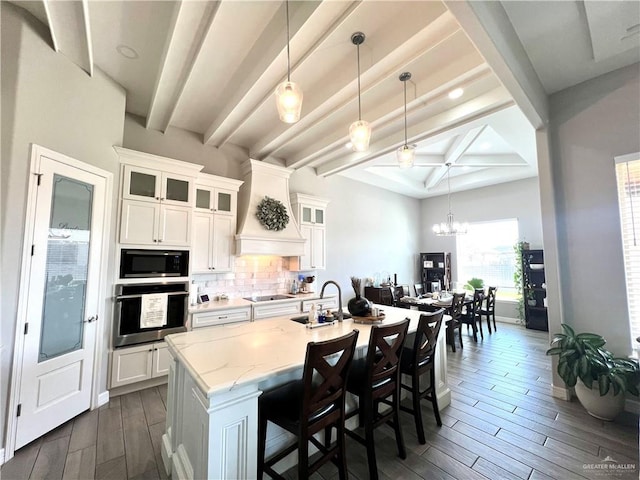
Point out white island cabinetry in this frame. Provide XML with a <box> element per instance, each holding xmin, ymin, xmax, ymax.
<box><xmin>161</xmin><ymin>306</ymin><xmax>450</xmax><ymax>479</ymax></box>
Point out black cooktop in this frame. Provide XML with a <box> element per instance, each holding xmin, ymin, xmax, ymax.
<box><xmin>243</xmin><ymin>294</ymin><xmax>294</xmax><ymax>302</ymax></box>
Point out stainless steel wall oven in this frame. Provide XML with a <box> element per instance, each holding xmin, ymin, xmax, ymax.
<box><xmin>113</xmin><ymin>282</ymin><xmax>188</xmax><ymax>347</ymax></box>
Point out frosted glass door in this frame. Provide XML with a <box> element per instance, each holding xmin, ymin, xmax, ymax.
<box><xmin>39</xmin><ymin>175</ymin><xmax>93</xmax><ymax>362</ymax></box>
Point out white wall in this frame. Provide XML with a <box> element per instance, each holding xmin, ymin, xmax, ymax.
<box><xmin>123</xmin><ymin>115</ymin><xmax>424</xmax><ymax>302</ymax></box>
<box><xmin>547</xmin><ymin>63</ymin><xmax>640</xmax><ymax>357</ymax></box>
<box><xmin>1</xmin><ymin>2</ymin><xmax>126</xmax><ymax>452</ymax></box>
<box><xmin>290</xmin><ymin>167</ymin><xmax>421</xmax><ymax>298</ymax></box>
<box><xmin>420</xmin><ymin>177</ymin><xmax>544</xmax><ymax>319</ymax></box>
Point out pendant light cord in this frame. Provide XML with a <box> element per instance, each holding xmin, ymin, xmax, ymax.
<box><xmin>357</xmin><ymin>43</ymin><xmax>362</xmax><ymax>121</ymax></box>
<box><xmin>403</xmin><ymin>80</ymin><xmax>408</xmax><ymax>145</ymax></box>
<box><xmin>447</xmin><ymin>164</ymin><xmax>452</xmax><ymax>215</ymax></box>
<box><xmin>285</xmin><ymin>0</ymin><xmax>291</xmax><ymax>82</ymax></box>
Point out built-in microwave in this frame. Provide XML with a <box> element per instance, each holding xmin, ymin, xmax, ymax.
<box><xmin>120</xmin><ymin>249</ymin><xmax>189</xmax><ymax>279</ymax></box>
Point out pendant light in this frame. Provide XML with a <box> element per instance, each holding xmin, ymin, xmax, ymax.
<box><xmin>397</xmin><ymin>72</ymin><xmax>416</xmax><ymax>169</ymax></box>
<box><xmin>349</xmin><ymin>32</ymin><xmax>371</xmax><ymax>152</ymax></box>
<box><xmin>433</xmin><ymin>163</ymin><xmax>468</xmax><ymax>236</ymax></box>
<box><xmin>275</xmin><ymin>0</ymin><xmax>303</xmax><ymax>123</ymax></box>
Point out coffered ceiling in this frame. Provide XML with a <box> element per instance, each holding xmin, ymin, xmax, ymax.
<box><xmin>11</xmin><ymin>0</ymin><xmax>640</xmax><ymax>198</ymax></box>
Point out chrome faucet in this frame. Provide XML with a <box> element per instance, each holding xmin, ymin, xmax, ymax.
<box><xmin>320</xmin><ymin>280</ymin><xmax>343</xmax><ymax>322</ymax></box>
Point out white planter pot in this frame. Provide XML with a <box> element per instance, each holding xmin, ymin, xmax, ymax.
<box><xmin>574</xmin><ymin>380</ymin><xmax>625</xmax><ymax>421</ymax></box>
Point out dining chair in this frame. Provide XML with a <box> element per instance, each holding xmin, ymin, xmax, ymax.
<box><xmin>459</xmin><ymin>289</ymin><xmax>485</xmax><ymax>342</ymax></box>
<box><xmin>344</xmin><ymin>319</ymin><xmax>410</xmax><ymax>480</ymax></box>
<box><xmin>447</xmin><ymin>292</ymin><xmax>466</xmax><ymax>351</ymax></box>
<box><xmin>414</xmin><ymin>283</ymin><xmax>424</xmax><ymax>298</ymax></box>
<box><xmin>393</xmin><ymin>285</ymin><xmax>409</xmax><ymax>309</ymax></box>
<box><xmin>400</xmin><ymin>309</ymin><xmax>445</xmax><ymax>444</ymax></box>
<box><xmin>481</xmin><ymin>286</ymin><xmax>498</xmax><ymax>333</ymax></box>
<box><xmin>257</xmin><ymin>330</ymin><xmax>359</xmax><ymax>480</ymax></box>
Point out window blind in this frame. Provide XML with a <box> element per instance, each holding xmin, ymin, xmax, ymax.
<box><xmin>615</xmin><ymin>154</ymin><xmax>640</xmax><ymax>348</ymax></box>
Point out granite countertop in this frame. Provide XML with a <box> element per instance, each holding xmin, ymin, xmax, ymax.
<box><xmin>188</xmin><ymin>292</ymin><xmax>337</xmax><ymax>314</ymax></box>
<box><xmin>165</xmin><ymin>305</ymin><xmax>429</xmax><ymax>398</ymax></box>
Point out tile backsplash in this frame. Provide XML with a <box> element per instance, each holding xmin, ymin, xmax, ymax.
<box><xmin>191</xmin><ymin>256</ymin><xmax>309</xmax><ymax>300</ymax></box>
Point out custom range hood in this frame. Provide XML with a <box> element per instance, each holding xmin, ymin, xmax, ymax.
<box><xmin>235</xmin><ymin>159</ymin><xmax>305</xmax><ymax>256</ymax></box>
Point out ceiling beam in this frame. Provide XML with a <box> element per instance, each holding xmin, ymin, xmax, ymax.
<box><xmin>425</xmin><ymin>125</ymin><xmax>485</xmax><ymax>189</ymax></box>
<box><xmin>43</xmin><ymin>0</ymin><xmax>93</xmax><ymax>75</ymax></box>
<box><xmin>203</xmin><ymin>1</ymin><xmax>356</xmax><ymax>147</ymax></box>
<box><xmin>287</xmin><ymin>64</ymin><xmax>493</xmax><ymax>170</ymax></box>
<box><xmin>145</xmin><ymin>1</ymin><xmax>220</xmax><ymax>132</ymax></box>
<box><xmin>444</xmin><ymin>0</ymin><xmax>548</xmax><ymax>128</ymax></box>
<box><xmin>251</xmin><ymin>10</ymin><xmax>462</xmax><ymax>160</ymax></box>
<box><xmin>315</xmin><ymin>86</ymin><xmax>513</xmax><ymax>177</ymax></box>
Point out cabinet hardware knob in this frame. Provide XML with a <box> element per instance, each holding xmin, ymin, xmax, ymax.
<box><xmin>155</xmin><ymin>197</ymin><xmax>160</xmax><ymax>200</ymax></box>
<box><xmin>219</xmin><ymin>316</ymin><xmax>227</xmax><ymax>319</ymax></box>
<box><xmin>153</xmin><ymin>239</ymin><xmax>158</xmax><ymax>242</ymax></box>
<box><xmin>148</xmin><ymin>349</ymin><xmax>153</xmax><ymax>352</ymax></box>
<box><xmin>158</xmin><ymin>239</ymin><xmax>162</xmax><ymax>242</ymax></box>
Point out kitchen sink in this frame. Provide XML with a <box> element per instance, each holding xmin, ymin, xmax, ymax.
<box><xmin>290</xmin><ymin>312</ymin><xmax>352</xmax><ymax>325</ymax></box>
<box><xmin>243</xmin><ymin>294</ymin><xmax>294</xmax><ymax>302</ymax></box>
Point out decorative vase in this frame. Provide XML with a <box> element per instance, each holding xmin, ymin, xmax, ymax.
<box><xmin>348</xmin><ymin>276</ymin><xmax>371</xmax><ymax>316</ymax></box>
<box><xmin>574</xmin><ymin>380</ymin><xmax>625</xmax><ymax>421</ymax></box>
<box><xmin>348</xmin><ymin>296</ymin><xmax>371</xmax><ymax>317</ymax></box>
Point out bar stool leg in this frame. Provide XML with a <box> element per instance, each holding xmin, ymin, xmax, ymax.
<box><xmin>392</xmin><ymin>390</ymin><xmax>407</xmax><ymax>459</ymax></box>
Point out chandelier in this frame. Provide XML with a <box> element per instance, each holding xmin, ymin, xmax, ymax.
<box><xmin>433</xmin><ymin>163</ymin><xmax>468</xmax><ymax>236</ymax></box>
<box><xmin>275</xmin><ymin>0</ymin><xmax>303</xmax><ymax>123</ymax></box>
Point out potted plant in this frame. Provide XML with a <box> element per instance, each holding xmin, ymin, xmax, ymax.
<box><xmin>546</xmin><ymin>324</ymin><xmax>640</xmax><ymax>420</ymax></box>
<box><xmin>526</xmin><ymin>290</ymin><xmax>537</xmax><ymax>307</ymax></box>
<box><xmin>464</xmin><ymin>277</ymin><xmax>484</xmax><ymax>291</ymax></box>
<box><xmin>513</xmin><ymin>241</ymin><xmax>528</xmax><ymax>323</ymax></box>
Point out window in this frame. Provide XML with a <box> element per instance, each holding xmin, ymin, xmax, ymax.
<box><xmin>456</xmin><ymin>219</ymin><xmax>519</xmax><ymax>299</ymax></box>
<box><xmin>615</xmin><ymin>153</ymin><xmax>640</xmax><ymax>349</ymax></box>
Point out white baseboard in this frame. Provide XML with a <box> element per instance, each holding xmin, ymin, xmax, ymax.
<box><xmin>495</xmin><ymin>315</ymin><xmax>521</xmax><ymax>325</ymax></box>
<box><xmin>625</xmin><ymin>397</ymin><xmax>640</xmax><ymax>414</ymax></box>
<box><xmin>0</xmin><ymin>448</ymin><xmax>5</xmax><ymax>466</ymax></box>
<box><xmin>97</xmin><ymin>391</ymin><xmax>110</xmax><ymax>408</ymax></box>
<box><xmin>550</xmin><ymin>383</ymin><xmax>572</xmax><ymax>401</ymax></box>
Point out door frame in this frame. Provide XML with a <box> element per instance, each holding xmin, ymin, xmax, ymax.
<box><xmin>5</xmin><ymin>144</ymin><xmax>113</xmax><ymax>461</ymax></box>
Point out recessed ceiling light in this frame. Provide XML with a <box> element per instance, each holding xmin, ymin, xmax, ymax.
<box><xmin>116</xmin><ymin>45</ymin><xmax>139</xmax><ymax>60</ymax></box>
<box><xmin>345</xmin><ymin>142</ymin><xmax>353</xmax><ymax>149</ymax></box>
<box><xmin>448</xmin><ymin>88</ymin><xmax>463</xmax><ymax>99</ymax></box>
<box><xmin>479</xmin><ymin>141</ymin><xmax>492</xmax><ymax>150</ymax></box>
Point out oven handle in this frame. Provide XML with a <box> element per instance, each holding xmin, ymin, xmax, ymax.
<box><xmin>116</xmin><ymin>291</ymin><xmax>189</xmax><ymax>301</ymax></box>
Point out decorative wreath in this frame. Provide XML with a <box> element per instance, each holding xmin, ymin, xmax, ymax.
<box><xmin>256</xmin><ymin>196</ymin><xmax>289</xmax><ymax>231</ymax></box>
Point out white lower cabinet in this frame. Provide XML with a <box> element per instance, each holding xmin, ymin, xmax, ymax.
<box><xmin>191</xmin><ymin>307</ymin><xmax>251</xmax><ymax>329</ymax></box>
<box><xmin>252</xmin><ymin>301</ymin><xmax>301</xmax><ymax>320</ymax></box>
<box><xmin>110</xmin><ymin>341</ymin><xmax>170</xmax><ymax>388</ymax></box>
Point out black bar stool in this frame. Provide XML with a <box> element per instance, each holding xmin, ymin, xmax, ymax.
<box><xmin>400</xmin><ymin>310</ymin><xmax>445</xmax><ymax>444</ymax></box>
<box><xmin>257</xmin><ymin>330</ymin><xmax>359</xmax><ymax>480</ymax></box>
<box><xmin>342</xmin><ymin>319</ymin><xmax>410</xmax><ymax>480</ymax></box>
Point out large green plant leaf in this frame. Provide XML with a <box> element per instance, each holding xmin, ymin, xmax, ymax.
<box><xmin>598</xmin><ymin>375</ymin><xmax>611</xmax><ymax>396</ymax></box>
<box><xmin>576</xmin><ymin>333</ymin><xmax>606</xmax><ymax>347</ymax></box>
<box><xmin>561</xmin><ymin>324</ymin><xmax>576</xmax><ymax>337</ymax></box>
<box><xmin>546</xmin><ymin>347</ymin><xmax>564</xmax><ymax>356</ymax></box>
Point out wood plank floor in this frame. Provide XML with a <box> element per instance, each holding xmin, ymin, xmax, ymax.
<box><xmin>2</xmin><ymin>323</ymin><xmax>638</xmax><ymax>480</ymax></box>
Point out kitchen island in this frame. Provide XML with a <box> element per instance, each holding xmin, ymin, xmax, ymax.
<box><xmin>161</xmin><ymin>305</ymin><xmax>450</xmax><ymax>479</ymax></box>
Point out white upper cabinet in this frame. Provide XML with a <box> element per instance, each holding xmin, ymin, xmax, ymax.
<box><xmin>191</xmin><ymin>173</ymin><xmax>243</xmax><ymax>274</ymax></box>
<box><xmin>194</xmin><ymin>184</ymin><xmax>237</xmax><ymax>216</ymax></box>
<box><xmin>116</xmin><ymin>148</ymin><xmax>203</xmax><ymax>247</ymax></box>
<box><xmin>289</xmin><ymin>193</ymin><xmax>329</xmax><ymax>271</ymax></box>
<box><xmin>123</xmin><ymin>165</ymin><xmax>193</xmax><ymax>207</ymax></box>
